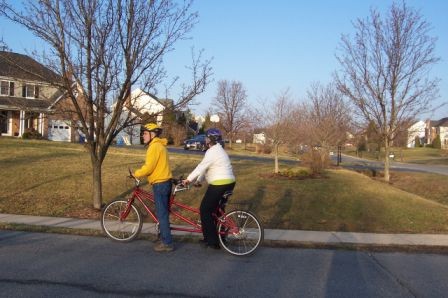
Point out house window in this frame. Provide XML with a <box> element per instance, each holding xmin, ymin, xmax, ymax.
<box><xmin>22</xmin><ymin>84</ymin><xmax>39</xmax><ymax>98</ymax></box>
<box><xmin>0</xmin><ymin>81</ymin><xmax>14</xmax><ymax>96</ymax></box>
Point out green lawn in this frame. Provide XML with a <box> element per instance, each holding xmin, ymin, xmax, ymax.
<box><xmin>1</xmin><ymin>137</ymin><xmax>448</xmax><ymax>234</ymax></box>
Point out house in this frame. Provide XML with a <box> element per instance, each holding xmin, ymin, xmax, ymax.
<box><xmin>407</xmin><ymin>118</ymin><xmax>448</xmax><ymax>149</ymax></box>
<box><xmin>426</xmin><ymin>117</ymin><xmax>448</xmax><ymax>149</ymax></box>
<box><xmin>0</xmin><ymin>51</ymin><xmax>58</xmax><ymax>138</ymax></box>
<box><xmin>407</xmin><ymin>120</ymin><xmax>426</xmax><ymax>148</ymax></box>
<box><xmin>0</xmin><ymin>50</ymin><xmax>82</xmax><ymax>142</ymax></box>
<box><xmin>114</xmin><ymin>88</ymin><xmax>167</xmax><ymax>145</ymax></box>
<box><xmin>253</xmin><ymin>132</ymin><xmax>266</xmax><ymax>144</ymax></box>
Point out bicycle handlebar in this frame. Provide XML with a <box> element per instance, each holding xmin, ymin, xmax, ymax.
<box><xmin>173</xmin><ymin>183</ymin><xmax>189</xmax><ymax>194</ymax></box>
<box><xmin>172</xmin><ymin>177</ymin><xmax>190</xmax><ymax>194</ymax></box>
<box><xmin>127</xmin><ymin>168</ymin><xmax>189</xmax><ymax>194</ymax></box>
<box><xmin>128</xmin><ymin>168</ymin><xmax>141</xmax><ymax>186</ymax></box>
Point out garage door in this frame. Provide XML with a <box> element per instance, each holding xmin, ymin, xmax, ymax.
<box><xmin>48</xmin><ymin>120</ymin><xmax>71</xmax><ymax>142</ymax></box>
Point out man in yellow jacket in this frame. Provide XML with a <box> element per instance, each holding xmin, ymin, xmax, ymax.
<box><xmin>134</xmin><ymin>123</ymin><xmax>173</xmax><ymax>252</ymax></box>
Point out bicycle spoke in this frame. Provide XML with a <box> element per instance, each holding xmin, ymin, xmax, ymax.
<box><xmin>101</xmin><ymin>200</ymin><xmax>142</xmax><ymax>242</ymax></box>
<box><xmin>103</xmin><ymin>212</ymin><xmax>121</xmax><ymax>220</ymax></box>
<box><xmin>218</xmin><ymin>210</ymin><xmax>263</xmax><ymax>256</ymax></box>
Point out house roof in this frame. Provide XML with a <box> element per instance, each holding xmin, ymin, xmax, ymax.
<box><xmin>436</xmin><ymin>117</ymin><xmax>448</xmax><ymax>127</ymax></box>
<box><xmin>430</xmin><ymin>117</ymin><xmax>448</xmax><ymax>127</ymax></box>
<box><xmin>0</xmin><ymin>51</ymin><xmax>61</xmax><ymax>83</ymax></box>
<box><xmin>0</xmin><ymin>96</ymin><xmax>52</xmax><ymax>112</ymax></box>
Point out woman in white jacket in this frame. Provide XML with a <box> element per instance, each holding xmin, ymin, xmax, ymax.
<box><xmin>183</xmin><ymin>128</ymin><xmax>235</xmax><ymax>249</ymax></box>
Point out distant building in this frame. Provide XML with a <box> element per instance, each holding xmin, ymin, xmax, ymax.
<box><xmin>407</xmin><ymin>120</ymin><xmax>426</xmax><ymax>148</ymax></box>
<box><xmin>253</xmin><ymin>132</ymin><xmax>266</xmax><ymax>144</ymax></box>
<box><xmin>426</xmin><ymin>117</ymin><xmax>448</xmax><ymax>149</ymax></box>
<box><xmin>113</xmin><ymin>88</ymin><xmax>167</xmax><ymax>145</ymax></box>
<box><xmin>407</xmin><ymin>118</ymin><xmax>448</xmax><ymax>149</ymax></box>
<box><xmin>194</xmin><ymin>115</ymin><xmax>205</xmax><ymax>131</ymax></box>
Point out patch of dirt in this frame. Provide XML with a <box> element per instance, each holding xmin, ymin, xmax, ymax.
<box><xmin>258</xmin><ymin>172</ymin><xmax>327</xmax><ymax>180</ymax></box>
<box><xmin>65</xmin><ymin>208</ymin><xmax>101</xmax><ymax>220</ymax></box>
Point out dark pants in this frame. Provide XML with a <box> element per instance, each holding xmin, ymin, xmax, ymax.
<box><xmin>200</xmin><ymin>182</ymin><xmax>236</xmax><ymax>246</ymax></box>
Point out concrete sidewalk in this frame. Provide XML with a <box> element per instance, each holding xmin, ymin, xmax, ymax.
<box><xmin>2</xmin><ymin>213</ymin><xmax>448</xmax><ymax>252</ymax></box>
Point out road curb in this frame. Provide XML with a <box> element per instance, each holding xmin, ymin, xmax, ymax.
<box><xmin>2</xmin><ymin>220</ymin><xmax>448</xmax><ymax>255</ymax></box>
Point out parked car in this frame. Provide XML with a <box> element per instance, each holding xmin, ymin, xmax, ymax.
<box><xmin>183</xmin><ymin>134</ymin><xmax>207</xmax><ymax>151</ymax></box>
<box><xmin>183</xmin><ymin>134</ymin><xmax>225</xmax><ymax>151</ymax></box>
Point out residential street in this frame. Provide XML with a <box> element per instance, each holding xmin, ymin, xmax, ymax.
<box><xmin>1</xmin><ymin>231</ymin><xmax>448</xmax><ymax>297</ymax></box>
<box><xmin>169</xmin><ymin>147</ymin><xmax>448</xmax><ymax>176</ymax></box>
<box><xmin>339</xmin><ymin>154</ymin><xmax>448</xmax><ymax>176</ymax></box>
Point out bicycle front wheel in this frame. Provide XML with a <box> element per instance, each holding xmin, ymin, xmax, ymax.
<box><xmin>217</xmin><ymin>210</ymin><xmax>263</xmax><ymax>256</ymax></box>
<box><xmin>101</xmin><ymin>199</ymin><xmax>142</xmax><ymax>242</ymax></box>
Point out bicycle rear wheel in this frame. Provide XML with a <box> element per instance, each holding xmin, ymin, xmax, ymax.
<box><xmin>101</xmin><ymin>199</ymin><xmax>142</xmax><ymax>242</ymax></box>
<box><xmin>217</xmin><ymin>210</ymin><xmax>263</xmax><ymax>256</ymax></box>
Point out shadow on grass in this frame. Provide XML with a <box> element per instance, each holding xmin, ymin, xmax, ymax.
<box><xmin>267</xmin><ymin>189</ymin><xmax>293</xmax><ymax>229</ymax></box>
<box><xmin>0</xmin><ymin>171</ymin><xmax>89</xmax><ymax>201</ymax></box>
<box><xmin>0</xmin><ymin>151</ymin><xmax>78</xmax><ymax>169</ymax></box>
<box><xmin>0</xmin><ymin>161</ymin><xmax>148</xmax><ymax>202</ymax></box>
<box><xmin>234</xmin><ymin>184</ymin><xmax>294</xmax><ymax>230</ymax></box>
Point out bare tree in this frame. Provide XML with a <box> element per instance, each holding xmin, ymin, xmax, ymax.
<box><xmin>0</xmin><ymin>36</ymin><xmax>9</xmax><ymax>51</ymax></box>
<box><xmin>236</xmin><ymin>107</ymin><xmax>257</xmax><ymax>150</ymax></box>
<box><xmin>1</xmin><ymin>0</ymin><xmax>212</xmax><ymax>208</ymax></box>
<box><xmin>299</xmin><ymin>82</ymin><xmax>352</xmax><ymax>173</ymax></box>
<box><xmin>305</xmin><ymin>82</ymin><xmax>351</xmax><ymax>150</ymax></box>
<box><xmin>213</xmin><ymin>80</ymin><xmax>247</xmax><ymax>148</ymax></box>
<box><xmin>254</xmin><ymin>89</ymin><xmax>296</xmax><ymax>173</ymax></box>
<box><xmin>335</xmin><ymin>2</ymin><xmax>440</xmax><ymax>182</ymax></box>
<box><xmin>200</xmin><ymin>111</ymin><xmax>212</xmax><ymax>133</ymax></box>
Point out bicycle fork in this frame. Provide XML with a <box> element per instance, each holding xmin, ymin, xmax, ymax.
<box><xmin>119</xmin><ymin>196</ymin><xmax>135</xmax><ymax>221</ymax></box>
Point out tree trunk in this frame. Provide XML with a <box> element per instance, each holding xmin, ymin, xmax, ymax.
<box><xmin>274</xmin><ymin>143</ymin><xmax>279</xmax><ymax>174</ymax></box>
<box><xmin>92</xmin><ymin>159</ymin><xmax>103</xmax><ymax>210</ymax></box>
<box><xmin>383</xmin><ymin>139</ymin><xmax>390</xmax><ymax>182</ymax></box>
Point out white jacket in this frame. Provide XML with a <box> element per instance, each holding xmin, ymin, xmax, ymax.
<box><xmin>187</xmin><ymin>143</ymin><xmax>235</xmax><ymax>185</ymax></box>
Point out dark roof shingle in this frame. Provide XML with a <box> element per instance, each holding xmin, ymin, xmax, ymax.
<box><xmin>0</xmin><ymin>51</ymin><xmax>61</xmax><ymax>83</ymax></box>
<box><xmin>434</xmin><ymin>117</ymin><xmax>448</xmax><ymax>127</ymax></box>
<box><xmin>0</xmin><ymin>96</ymin><xmax>52</xmax><ymax>111</ymax></box>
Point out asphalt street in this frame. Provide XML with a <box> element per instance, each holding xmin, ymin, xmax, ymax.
<box><xmin>339</xmin><ymin>154</ymin><xmax>448</xmax><ymax>176</ymax></box>
<box><xmin>2</xmin><ymin>231</ymin><xmax>448</xmax><ymax>297</ymax></box>
<box><xmin>169</xmin><ymin>147</ymin><xmax>448</xmax><ymax>176</ymax></box>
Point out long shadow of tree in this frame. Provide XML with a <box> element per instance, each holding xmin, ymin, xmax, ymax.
<box><xmin>233</xmin><ymin>185</ymin><xmax>294</xmax><ymax>229</ymax></box>
<box><xmin>265</xmin><ymin>188</ymin><xmax>293</xmax><ymax>229</ymax></box>
<box><xmin>232</xmin><ymin>186</ymin><xmax>266</xmax><ymax>213</ymax></box>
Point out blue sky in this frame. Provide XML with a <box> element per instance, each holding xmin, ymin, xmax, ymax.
<box><xmin>1</xmin><ymin>0</ymin><xmax>447</xmax><ymax>120</ymax></box>
<box><xmin>164</xmin><ymin>0</ymin><xmax>448</xmax><ymax>120</ymax></box>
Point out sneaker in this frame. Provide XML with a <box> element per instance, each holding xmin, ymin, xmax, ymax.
<box><xmin>153</xmin><ymin>241</ymin><xmax>174</xmax><ymax>252</ymax></box>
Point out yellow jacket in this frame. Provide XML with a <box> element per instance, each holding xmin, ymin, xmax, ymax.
<box><xmin>134</xmin><ymin>137</ymin><xmax>172</xmax><ymax>184</ymax></box>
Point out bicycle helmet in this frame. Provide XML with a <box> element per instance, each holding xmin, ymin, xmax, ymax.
<box><xmin>143</xmin><ymin>123</ymin><xmax>162</xmax><ymax>136</ymax></box>
<box><xmin>206</xmin><ymin>128</ymin><xmax>222</xmax><ymax>144</ymax></box>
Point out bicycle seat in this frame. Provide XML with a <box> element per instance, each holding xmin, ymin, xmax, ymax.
<box><xmin>222</xmin><ymin>191</ymin><xmax>233</xmax><ymax>199</ymax></box>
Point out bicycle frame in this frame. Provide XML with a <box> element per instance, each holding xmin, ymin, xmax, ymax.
<box><xmin>121</xmin><ymin>182</ymin><xmax>227</xmax><ymax>234</ymax></box>
<box><xmin>102</xmin><ymin>174</ymin><xmax>264</xmax><ymax>256</ymax></box>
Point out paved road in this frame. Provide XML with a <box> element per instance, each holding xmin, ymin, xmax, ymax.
<box><xmin>169</xmin><ymin>147</ymin><xmax>299</xmax><ymax>164</ymax></box>
<box><xmin>339</xmin><ymin>154</ymin><xmax>448</xmax><ymax>176</ymax></box>
<box><xmin>169</xmin><ymin>147</ymin><xmax>448</xmax><ymax>176</ymax></box>
<box><xmin>2</xmin><ymin>231</ymin><xmax>448</xmax><ymax>297</ymax></box>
